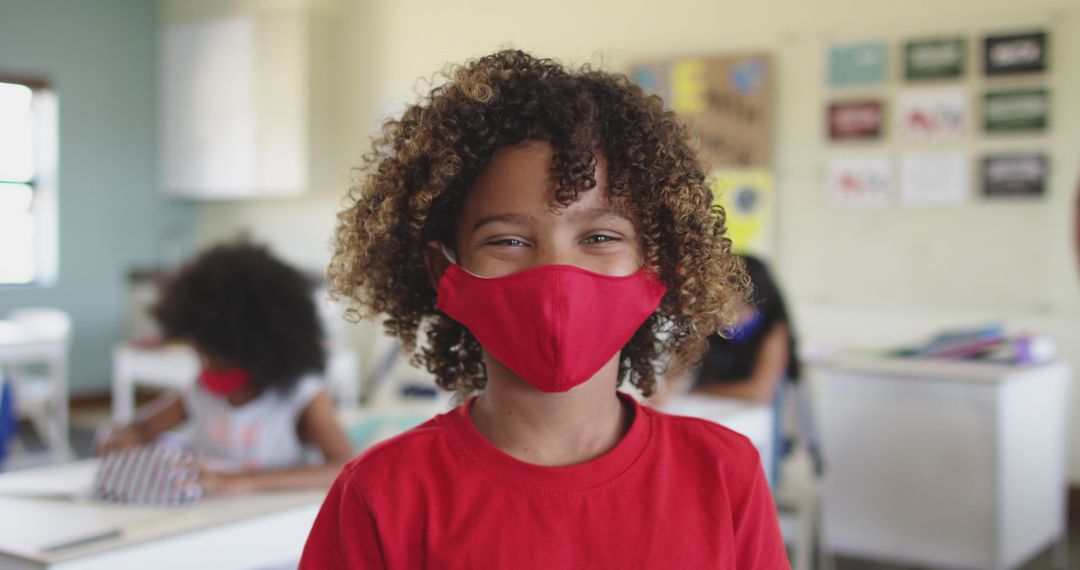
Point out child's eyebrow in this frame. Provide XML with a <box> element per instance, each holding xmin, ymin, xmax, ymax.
<box><xmin>472</xmin><ymin>213</ymin><xmax>537</xmax><ymax>231</ymax></box>
<box><xmin>567</xmin><ymin>208</ymin><xmax>634</xmax><ymax>223</ymax></box>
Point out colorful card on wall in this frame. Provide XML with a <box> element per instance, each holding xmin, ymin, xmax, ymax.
<box><xmin>632</xmin><ymin>64</ymin><xmax>671</xmax><ymax>104</ymax></box>
<box><xmin>709</xmin><ymin>170</ymin><xmax>774</xmax><ymax>255</ymax></box>
<box><xmin>983</xmin><ymin>89</ymin><xmax>1048</xmax><ymax>132</ymax></box>
<box><xmin>984</xmin><ymin>32</ymin><xmax>1047</xmax><ymax>75</ymax></box>
<box><xmin>828</xmin><ymin>42</ymin><xmax>888</xmax><ymax>87</ymax></box>
<box><xmin>825</xmin><ymin>155</ymin><xmax>891</xmax><ymax>207</ymax></box>
<box><xmin>982</xmin><ymin>153</ymin><xmax>1046</xmax><ymax>198</ymax></box>
<box><xmin>632</xmin><ymin>54</ymin><xmax>774</xmax><ymax>168</ymax></box>
<box><xmin>897</xmin><ymin>89</ymin><xmax>967</xmax><ymax>142</ymax></box>
<box><xmin>900</xmin><ymin>152</ymin><xmax>969</xmax><ymax>206</ymax></box>
<box><xmin>828</xmin><ymin>100</ymin><xmax>884</xmax><ymax>141</ymax></box>
<box><xmin>904</xmin><ymin>37</ymin><xmax>965</xmax><ymax>80</ymax></box>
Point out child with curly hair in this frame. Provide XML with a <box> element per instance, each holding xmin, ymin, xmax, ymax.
<box><xmin>97</xmin><ymin>241</ymin><xmax>355</xmax><ymax>494</ymax></box>
<box><xmin>301</xmin><ymin>50</ymin><xmax>787</xmax><ymax>568</ymax></box>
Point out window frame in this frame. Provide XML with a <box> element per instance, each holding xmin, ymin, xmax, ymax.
<box><xmin>0</xmin><ymin>74</ymin><xmax>58</xmax><ymax>288</ymax></box>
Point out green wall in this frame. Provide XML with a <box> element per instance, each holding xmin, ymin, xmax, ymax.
<box><xmin>0</xmin><ymin>0</ymin><xmax>196</xmax><ymax>393</ymax></box>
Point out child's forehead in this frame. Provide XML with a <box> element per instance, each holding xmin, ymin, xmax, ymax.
<box><xmin>461</xmin><ymin>140</ymin><xmax>636</xmax><ymax>220</ymax></box>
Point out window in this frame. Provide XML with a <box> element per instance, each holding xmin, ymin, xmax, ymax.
<box><xmin>0</xmin><ymin>77</ymin><xmax>57</xmax><ymax>286</ymax></box>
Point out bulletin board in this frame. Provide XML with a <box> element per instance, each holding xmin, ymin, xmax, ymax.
<box><xmin>631</xmin><ymin>54</ymin><xmax>776</xmax><ymax>256</ymax></box>
<box><xmin>632</xmin><ymin>54</ymin><xmax>773</xmax><ymax>169</ymax></box>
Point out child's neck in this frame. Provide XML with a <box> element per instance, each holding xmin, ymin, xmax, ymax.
<box><xmin>226</xmin><ymin>386</ymin><xmax>261</xmax><ymax>407</ymax></box>
<box><xmin>470</xmin><ymin>355</ymin><xmax>631</xmax><ymax>467</ymax></box>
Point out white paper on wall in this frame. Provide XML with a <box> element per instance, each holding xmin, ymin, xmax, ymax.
<box><xmin>900</xmin><ymin>152</ymin><xmax>969</xmax><ymax>206</ymax></box>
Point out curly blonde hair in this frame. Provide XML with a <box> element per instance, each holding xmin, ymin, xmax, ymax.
<box><xmin>328</xmin><ymin>50</ymin><xmax>749</xmax><ymax>398</ymax></box>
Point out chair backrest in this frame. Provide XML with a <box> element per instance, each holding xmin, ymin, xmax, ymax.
<box><xmin>775</xmin><ymin>378</ymin><xmax>823</xmax><ymax>479</ymax></box>
<box><xmin>0</xmin><ymin>377</ymin><xmax>17</xmax><ymax>467</ymax></box>
<box><xmin>7</xmin><ymin>308</ymin><xmax>72</xmax><ymax>342</ymax></box>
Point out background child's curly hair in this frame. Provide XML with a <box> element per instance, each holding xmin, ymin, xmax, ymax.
<box><xmin>153</xmin><ymin>240</ymin><xmax>326</xmax><ymax>392</ymax></box>
<box><xmin>328</xmin><ymin>49</ymin><xmax>749</xmax><ymax>398</ymax></box>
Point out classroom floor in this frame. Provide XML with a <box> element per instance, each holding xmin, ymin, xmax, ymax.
<box><xmin>6</xmin><ymin>405</ymin><xmax>1076</xmax><ymax>570</ymax></box>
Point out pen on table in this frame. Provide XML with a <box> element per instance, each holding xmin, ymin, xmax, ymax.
<box><xmin>40</xmin><ymin>529</ymin><xmax>123</xmax><ymax>553</ymax></box>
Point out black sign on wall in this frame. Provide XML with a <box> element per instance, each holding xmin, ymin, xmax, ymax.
<box><xmin>982</xmin><ymin>153</ymin><xmax>1047</xmax><ymax>198</ymax></box>
<box><xmin>984</xmin><ymin>32</ymin><xmax>1047</xmax><ymax>75</ymax></box>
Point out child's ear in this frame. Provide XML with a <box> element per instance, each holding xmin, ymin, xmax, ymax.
<box><xmin>423</xmin><ymin>240</ymin><xmax>452</xmax><ymax>291</ymax></box>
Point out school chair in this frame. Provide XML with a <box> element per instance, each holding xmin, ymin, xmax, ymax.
<box><xmin>774</xmin><ymin>379</ymin><xmax>822</xmax><ymax>570</ymax></box>
<box><xmin>1</xmin><ymin>307</ymin><xmax>73</xmax><ymax>464</ymax></box>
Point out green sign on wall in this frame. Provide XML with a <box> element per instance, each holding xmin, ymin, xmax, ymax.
<box><xmin>905</xmin><ymin>37</ymin><xmax>965</xmax><ymax>80</ymax></box>
<box><xmin>829</xmin><ymin>42</ymin><xmax>888</xmax><ymax>87</ymax></box>
<box><xmin>984</xmin><ymin>89</ymin><xmax>1048</xmax><ymax>132</ymax></box>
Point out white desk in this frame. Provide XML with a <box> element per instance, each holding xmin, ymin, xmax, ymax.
<box><xmin>0</xmin><ymin>321</ymin><xmax>67</xmax><ymax>365</ymax></box>
<box><xmin>0</xmin><ymin>320</ymin><xmax>70</xmax><ymax>463</ymax></box>
<box><xmin>111</xmin><ymin>343</ymin><xmax>360</xmax><ymax>423</ymax></box>
<box><xmin>0</xmin><ymin>460</ymin><xmax>323</xmax><ymax>570</ymax></box>
<box><xmin>815</xmin><ymin>356</ymin><xmax>1069</xmax><ymax>569</ymax></box>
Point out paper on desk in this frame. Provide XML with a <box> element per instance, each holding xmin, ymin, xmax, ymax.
<box><xmin>0</xmin><ymin>460</ymin><xmax>97</xmax><ymax>499</ymax></box>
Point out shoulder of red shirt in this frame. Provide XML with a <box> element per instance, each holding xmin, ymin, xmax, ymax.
<box><xmin>641</xmin><ymin>403</ymin><xmax>766</xmax><ymax>486</ymax></box>
<box><xmin>336</xmin><ymin>414</ymin><xmax>444</xmax><ymax>482</ymax></box>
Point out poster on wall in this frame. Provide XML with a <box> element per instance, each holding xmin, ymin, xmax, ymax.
<box><xmin>709</xmin><ymin>170</ymin><xmax>774</xmax><ymax>255</ymax></box>
<box><xmin>897</xmin><ymin>89</ymin><xmax>967</xmax><ymax>142</ymax></box>
<box><xmin>982</xmin><ymin>153</ymin><xmax>1047</xmax><ymax>198</ymax></box>
<box><xmin>632</xmin><ymin>54</ymin><xmax>773</xmax><ymax>168</ymax></box>
<box><xmin>632</xmin><ymin>63</ymin><xmax>671</xmax><ymax>105</ymax></box>
<box><xmin>828</xmin><ymin>41</ymin><xmax>888</xmax><ymax>88</ymax></box>
<box><xmin>828</xmin><ymin>100</ymin><xmax>884</xmax><ymax>141</ymax></box>
<box><xmin>904</xmin><ymin>37</ymin><xmax>966</xmax><ymax>80</ymax></box>
<box><xmin>825</xmin><ymin>155</ymin><xmax>891</xmax><ymax>207</ymax></box>
<box><xmin>900</xmin><ymin>152</ymin><xmax>969</xmax><ymax>206</ymax></box>
<box><xmin>983</xmin><ymin>89</ymin><xmax>1048</xmax><ymax>132</ymax></box>
<box><xmin>984</xmin><ymin>32</ymin><xmax>1047</xmax><ymax>75</ymax></box>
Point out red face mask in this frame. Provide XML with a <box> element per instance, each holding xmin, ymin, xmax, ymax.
<box><xmin>199</xmin><ymin>368</ymin><xmax>251</xmax><ymax>396</ymax></box>
<box><xmin>436</xmin><ymin>263</ymin><xmax>667</xmax><ymax>393</ymax></box>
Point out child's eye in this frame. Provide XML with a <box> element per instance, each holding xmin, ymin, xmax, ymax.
<box><xmin>582</xmin><ymin>234</ymin><xmax>620</xmax><ymax>245</ymax></box>
<box><xmin>487</xmin><ymin>238</ymin><xmax>528</xmax><ymax>247</ymax></box>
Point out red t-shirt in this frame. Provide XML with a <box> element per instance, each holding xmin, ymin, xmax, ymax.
<box><xmin>300</xmin><ymin>393</ymin><xmax>788</xmax><ymax>569</ymax></box>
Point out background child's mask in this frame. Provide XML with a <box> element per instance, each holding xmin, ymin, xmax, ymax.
<box><xmin>199</xmin><ymin>368</ymin><xmax>251</xmax><ymax>396</ymax></box>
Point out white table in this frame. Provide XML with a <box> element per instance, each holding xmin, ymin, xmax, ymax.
<box><xmin>0</xmin><ymin>319</ymin><xmax>70</xmax><ymax>463</ymax></box>
<box><xmin>0</xmin><ymin>460</ymin><xmax>324</xmax><ymax>570</ymax></box>
<box><xmin>111</xmin><ymin>343</ymin><xmax>360</xmax><ymax>423</ymax></box>
<box><xmin>815</xmin><ymin>356</ymin><xmax>1069</xmax><ymax>569</ymax></box>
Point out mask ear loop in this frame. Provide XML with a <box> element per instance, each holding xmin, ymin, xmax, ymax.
<box><xmin>440</xmin><ymin>243</ymin><xmax>458</xmax><ymax>264</ymax></box>
<box><xmin>440</xmin><ymin>243</ymin><xmax>500</xmax><ymax>279</ymax></box>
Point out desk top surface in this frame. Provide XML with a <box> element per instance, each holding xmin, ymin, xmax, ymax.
<box><xmin>815</xmin><ymin>353</ymin><xmax>1068</xmax><ymax>382</ymax></box>
<box><xmin>0</xmin><ymin>320</ymin><xmax>64</xmax><ymax>348</ymax></box>
<box><xmin>0</xmin><ymin>460</ymin><xmax>324</xmax><ymax>564</ymax></box>
<box><xmin>662</xmin><ymin>394</ymin><xmax>768</xmax><ymax>420</ymax></box>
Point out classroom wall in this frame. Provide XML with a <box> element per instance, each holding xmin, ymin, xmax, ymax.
<box><xmin>0</xmin><ymin>0</ymin><xmax>197</xmax><ymax>393</ymax></box>
<box><xmin>183</xmin><ymin>0</ymin><xmax>1080</xmax><ymax>480</ymax></box>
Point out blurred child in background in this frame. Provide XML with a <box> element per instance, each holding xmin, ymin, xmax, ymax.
<box><xmin>694</xmin><ymin>255</ymin><xmax>800</xmax><ymax>403</ymax></box>
<box><xmin>97</xmin><ymin>241</ymin><xmax>354</xmax><ymax>494</ymax></box>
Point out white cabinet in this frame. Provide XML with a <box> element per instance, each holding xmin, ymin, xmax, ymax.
<box><xmin>160</xmin><ymin>14</ymin><xmax>308</xmax><ymax>198</ymax></box>
<box><xmin>815</xmin><ymin>356</ymin><xmax>1069</xmax><ymax>569</ymax></box>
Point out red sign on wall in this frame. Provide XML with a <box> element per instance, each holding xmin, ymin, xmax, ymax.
<box><xmin>828</xmin><ymin>100</ymin><xmax>884</xmax><ymax>141</ymax></box>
